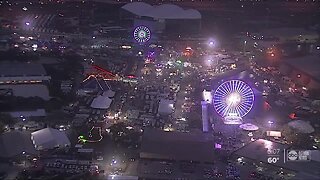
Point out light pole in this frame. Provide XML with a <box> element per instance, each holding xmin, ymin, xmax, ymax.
<box><xmin>22</xmin><ymin>151</ymin><xmax>26</xmax><ymax>169</ymax></box>
<box><xmin>243</xmin><ymin>40</ymin><xmax>247</xmax><ymax>53</ymax></box>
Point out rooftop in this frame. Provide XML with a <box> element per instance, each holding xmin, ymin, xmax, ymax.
<box><xmin>0</xmin><ymin>62</ymin><xmax>47</xmax><ymax>77</ymax></box>
<box><xmin>90</xmin><ymin>95</ymin><xmax>113</xmax><ymax>109</ymax></box>
<box><xmin>262</xmin><ymin>28</ymin><xmax>318</xmax><ymax>38</ymax></box>
<box><xmin>0</xmin><ymin>131</ymin><xmax>38</xmax><ymax>158</ymax></box>
<box><xmin>9</xmin><ymin>109</ymin><xmax>46</xmax><ymax>118</ymax></box>
<box><xmin>140</xmin><ymin>129</ymin><xmax>215</xmax><ymax>162</ymax></box>
<box><xmin>283</xmin><ymin>55</ymin><xmax>320</xmax><ymax>82</ymax></box>
<box><xmin>122</xmin><ymin>2</ymin><xmax>201</xmax><ymax>19</ymax></box>
<box><xmin>31</xmin><ymin>127</ymin><xmax>70</xmax><ymax>150</ymax></box>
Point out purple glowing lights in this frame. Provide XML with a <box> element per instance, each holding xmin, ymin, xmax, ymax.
<box><xmin>213</xmin><ymin>80</ymin><xmax>254</xmax><ymax>118</ymax></box>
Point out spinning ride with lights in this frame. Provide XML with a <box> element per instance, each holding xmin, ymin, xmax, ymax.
<box><xmin>213</xmin><ymin>80</ymin><xmax>254</xmax><ymax>124</ymax></box>
<box><xmin>133</xmin><ymin>25</ymin><xmax>151</xmax><ymax>43</ymax></box>
<box><xmin>84</xmin><ymin>64</ymin><xmax>137</xmax><ymax>84</ymax></box>
<box><xmin>78</xmin><ymin>126</ymin><xmax>103</xmax><ymax>144</ymax></box>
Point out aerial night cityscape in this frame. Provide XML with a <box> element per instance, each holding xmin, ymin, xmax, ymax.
<box><xmin>0</xmin><ymin>0</ymin><xmax>320</xmax><ymax>179</ymax></box>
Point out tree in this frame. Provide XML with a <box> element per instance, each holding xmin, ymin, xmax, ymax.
<box><xmin>282</xmin><ymin>125</ymin><xmax>313</xmax><ymax>148</ymax></box>
<box><xmin>0</xmin><ymin>113</ymin><xmax>14</xmax><ymax>125</ymax></box>
<box><xmin>308</xmin><ymin>89</ymin><xmax>320</xmax><ymax>99</ymax></box>
<box><xmin>109</xmin><ymin>122</ymin><xmax>128</xmax><ymax>139</ymax></box>
<box><xmin>0</xmin><ymin>121</ymin><xmax>5</xmax><ymax>133</ymax></box>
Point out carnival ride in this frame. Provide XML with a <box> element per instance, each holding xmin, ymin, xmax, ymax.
<box><xmin>78</xmin><ymin>126</ymin><xmax>103</xmax><ymax>144</ymax></box>
<box><xmin>133</xmin><ymin>25</ymin><xmax>151</xmax><ymax>43</ymax></box>
<box><xmin>213</xmin><ymin>80</ymin><xmax>254</xmax><ymax>124</ymax></box>
<box><xmin>83</xmin><ymin>64</ymin><xmax>138</xmax><ymax>84</ymax></box>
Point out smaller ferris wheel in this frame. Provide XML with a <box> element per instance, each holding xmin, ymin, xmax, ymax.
<box><xmin>133</xmin><ymin>25</ymin><xmax>151</xmax><ymax>43</ymax></box>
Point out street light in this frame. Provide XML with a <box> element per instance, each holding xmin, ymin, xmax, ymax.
<box><xmin>243</xmin><ymin>40</ymin><xmax>247</xmax><ymax>53</ymax></box>
<box><xmin>207</xmin><ymin>38</ymin><xmax>217</xmax><ymax>48</ymax></box>
<box><xmin>22</xmin><ymin>151</ymin><xmax>26</xmax><ymax>169</ymax></box>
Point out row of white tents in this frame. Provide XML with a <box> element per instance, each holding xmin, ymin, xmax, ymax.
<box><xmin>90</xmin><ymin>90</ymin><xmax>115</xmax><ymax>109</ymax></box>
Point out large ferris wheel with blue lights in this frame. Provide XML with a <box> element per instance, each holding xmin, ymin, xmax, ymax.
<box><xmin>213</xmin><ymin>80</ymin><xmax>254</xmax><ymax>119</ymax></box>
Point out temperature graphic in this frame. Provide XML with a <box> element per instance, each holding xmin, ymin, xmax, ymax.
<box><xmin>267</xmin><ymin>148</ymin><xmax>281</xmax><ymax>164</ymax></box>
<box><xmin>267</xmin><ymin>157</ymin><xmax>280</xmax><ymax>164</ymax></box>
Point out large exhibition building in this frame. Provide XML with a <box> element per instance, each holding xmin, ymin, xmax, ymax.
<box><xmin>0</xmin><ymin>62</ymin><xmax>51</xmax><ymax>100</ymax></box>
<box><xmin>121</xmin><ymin>2</ymin><xmax>201</xmax><ymax>35</ymax></box>
<box><xmin>279</xmin><ymin>55</ymin><xmax>320</xmax><ymax>90</ymax></box>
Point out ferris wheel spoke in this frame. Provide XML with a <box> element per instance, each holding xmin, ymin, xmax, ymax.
<box><xmin>242</xmin><ymin>89</ymin><xmax>253</xmax><ymax>95</ymax></box>
<box><xmin>242</xmin><ymin>101</ymin><xmax>253</xmax><ymax>107</ymax></box>
<box><xmin>234</xmin><ymin>80</ymin><xmax>241</xmax><ymax>93</ymax></box>
<box><xmin>219</xmin><ymin>84</ymin><xmax>230</xmax><ymax>96</ymax></box>
<box><xmin>238</xmin><ymin>103</ymin><xmax>249</xmax><ymax>116</ymax></box>
<box><xmin>215</xmin><ymin>106</ymin><xmax>224</xmax><ymax>112</ymax></box>
<box><xmin>238</xmin><ymin>85</ymin><xmax>249</xmax><ymax>96</ymax></box>
<box><xmin>215</xmin><ymin>104</ymin><xmax>226</xmax><ymax>113</ymax></box>
<box><xmin>242</xmin><ymin>94</ymin><xmax>254</xmax><ymax>100</ymax></box>
<box><xmin>242</xmin><ymin>91</ymin><xmax>253</xmax><ymax>97</ymax></box>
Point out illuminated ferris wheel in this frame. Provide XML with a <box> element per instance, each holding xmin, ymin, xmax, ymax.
<box><xmin>213</xmin><ymin>80</ymin><xmax>254</xmax><ymax>118</ymax></box>
<box><xmin>133</xmin><ymin>25</ymin><xmax>151</xmax><ymax>43</ymax></box>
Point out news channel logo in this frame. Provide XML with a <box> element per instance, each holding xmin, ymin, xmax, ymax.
<box><xmin>287</xmin><ymin>150</ymin><xmax>311</xmax><ymax>162</ymax></box>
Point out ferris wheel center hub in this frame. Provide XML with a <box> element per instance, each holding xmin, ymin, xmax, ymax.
<box><xmin>226</xmin><ymin>92</ymin><xmax>241</xmax><ymax>106</ymax></box>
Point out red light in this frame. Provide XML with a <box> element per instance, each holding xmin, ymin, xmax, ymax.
<box><xmin>297</xmin><ymin>74</ymin><xmax>301</xmax><ymax>78</ymax></box>
<box><xmin>289</xmin><ymin>113</ymin><xmax>297</xmax><ymax>119</ymax></box>
<box><xmin>264</xmin><ymin>101</ymin><xmax>271</xmax><ymax>111</ymax></box>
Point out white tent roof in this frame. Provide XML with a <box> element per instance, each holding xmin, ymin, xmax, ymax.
<box><xmin>239</xmin><ymin>123</ymin><xmax>259</xmax><ymax>131</ymax></box>
<box><xmin>288</xmin><ymin>120</ymin><xmax>315</xmax><ymax>134</ymax></box>
<box><xmin>122</xmin><ymin>2</ymin><xmax>201</xmax><ymax>19</ymax></box>
<box><xmin>31</xmin><ymin>128</ymin><xmax>70</xmax><ymax>150</ymax></box>
<box><xmin>158</xmin><ymin>99</ymin><xmax>174</xmax><ymax>115</ymax></box>
<box><xmin>122</xmin><ymin>2</ymin><xmax>153</xmax><ymax>16</ymax></box>
<box><xmin>90</xmin><ymin>95</ymin><xmax>112</xmax><ymax>109</ymax></box>
<box><xmin>102</xmin><ymin>90</ymin><xmax>115</xmax><ymax>98</ymax></box>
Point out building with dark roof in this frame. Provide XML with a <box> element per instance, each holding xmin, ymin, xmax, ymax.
<box><xmin>122</xmin><ymin>2</ymin><xmax>201</xmax><ymax>20</ymax></box>
<box><xmin>121</xmin><ymin>2</ymin><xmax>201</xmax><ymax>35</ymax></box>
<box><xmin>0</xmin><ymin>62</ymin><xmax>47</xmax><ymax>78</ymax></box>
<box><xmin>0</xmin><ymin>131</ymin><xmax>38</xmax><ymax>159</ymax></box>
<box><xmin>140</xmin><ymin>129</ymin><xmax>215</xmax><ymax>163</ymax></box>
<box><xmin>279</xmin><ymin>55</ymin><xmax>320</xmax><ymax>90</ymax></box>
<box><xmin>0</xmin><ymin>62</ymin><xmax>51</xmax><ymax>99</ymax></box>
